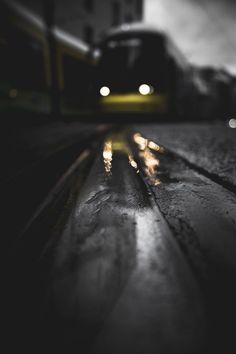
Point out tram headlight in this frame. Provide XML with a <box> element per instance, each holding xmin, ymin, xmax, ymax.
<box><xmin>100</xmin><ymin>86</ymin><xmax>110</xmax><ymax>97</ymax></box>
<box><xmin>139</xmin><ymin>84</ymin><xmax>153</xmax><ymax>95</ymax></box>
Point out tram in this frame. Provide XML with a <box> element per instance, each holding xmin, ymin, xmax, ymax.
<box><xmin>0</xmin><ymin>0</ymin><xmax>94</xmax><ymax>113</ymax></box>
<box><xmin>93</xmin><ymin>23</ymin><xmax>195</xmax><ymax>117</ymax></box>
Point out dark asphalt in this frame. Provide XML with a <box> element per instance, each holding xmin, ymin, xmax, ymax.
<box><xmin>3</xmin><ymin>123</ymin><xmax>236</xmax><ymax>354</ymax></box>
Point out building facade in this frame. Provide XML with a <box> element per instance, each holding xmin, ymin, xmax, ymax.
<box><xmin>56</xmin><ymin>0</ymin><xmax>143</xmax><ymax>44</ymax></box>
<box><xmin>16</xmin><ymin>0</ymin><xmax>143</xmax><ymax>45</ymax></box>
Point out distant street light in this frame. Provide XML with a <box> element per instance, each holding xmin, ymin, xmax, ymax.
<box><xmin>229</xmin><ymin>118</ymin><xmax>236</xmax><ymax>128</ymax></box>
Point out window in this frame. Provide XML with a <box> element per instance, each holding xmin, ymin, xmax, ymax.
<box><xmin>112</xmin><ymin>2</ymin><xmax>121</xmax><ymax>26</ymax></box>
<box><xmin>84</xmin><ymin>0</ymin><xmax>94</xmax><ymax>13</ymax></box>
<box><xmin>136</xmin><ymin>0</ymin><xmax>142</xmax><ymax>18</ymax></box>
<box><xmin>83</xmin><ymin>25</ymin><xmax>94</xmax><ymax>45</ymax></box>
<box><xmin>125</xmin><ymin>14</ymin><xmax>133</xmax><ymax>23</ymax></box>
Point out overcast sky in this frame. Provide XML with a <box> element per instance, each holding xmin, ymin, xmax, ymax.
<box><xmin>145</xmin><ymin>0</ymin><xmax>236</xmax><ymax>75</ymax></box>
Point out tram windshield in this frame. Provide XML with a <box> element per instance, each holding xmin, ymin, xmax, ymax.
<box><xmin>97</xmin><ymin>34</ymin><xmax>170</xmax><ymax>93</ymax></box>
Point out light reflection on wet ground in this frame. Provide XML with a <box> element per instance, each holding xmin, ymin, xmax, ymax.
<box><xmin>132</xmin><ymin>132</ymin><xmax>180</xmax><ymax>185</ymax></box>
<box><xmin>133</xmin><ymin>132</ymin><xmax>165</xmax><ymax>186</ymax></box>
<box><xmin>102</xmin><ymin>131</ymin><xmax>166</xmax><ymax>186</ymax></box>
<box><xmin>7</xmin><ymin>124</ymin><xmax>236</xmax><ymax>354</ymax></box>
<box><xmin>103</xmin><ymin>133</ymin><xmax>140</xmax><ymax>176</ymax></box>
<box><xmin>103</xmin><ymin>140</ymin><xmax>113</xmax><ymax>175</ymax></box>
<box><xmin>7</xmin><ymin>128</ymin><xmax>207</xmax><ymax>354</ymax></box>
<box><xmin>128</xmin><ymin>154</ymin><xmax>139</xmax><ymax>173</ymax></box>
<box><xmin>135</xmin><ymin>208</ymin><xmax>160</xmax><ymax>266</ymax></box>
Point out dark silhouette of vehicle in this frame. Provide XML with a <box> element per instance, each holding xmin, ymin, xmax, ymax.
<box><xmin>93</xmin><ymin>23</ymin><xmax>195</xmax><ymax>118</ymax></box>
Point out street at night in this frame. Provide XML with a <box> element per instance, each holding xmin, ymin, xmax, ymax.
<box><xmin>1</xmin><ymin>1</ymin><xmax>236</xmax><ymax>354</ymax></box>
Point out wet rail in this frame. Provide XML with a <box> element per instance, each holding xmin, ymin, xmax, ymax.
<box><xmin>128</xmin><ymin>128</ymin><xmax>236</xmax><ymax>354</ymax></box>
<box><xmin>4</xmin><ymin>128</ymin><xmax>236</xmax><ymax>354</ymax></box>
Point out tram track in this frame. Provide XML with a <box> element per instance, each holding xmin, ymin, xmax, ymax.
<box><xmin>5</xmin><ymin>129</ymin><xmax>207</xmax><ymax>354</ymax></box>
<box><xmin>165</xmin><ymin>148</ymin><xmax>236</xmax><ymax>197</ymax></box>
<box><xmin>4</xmin><ymin>127</ymin><xmax>236</xmax><ymax>354</ymax></box>
<box><xmin>127</xmin><ymin>128</ymin><xmax>236</xmax><ymax>354</ymax></box>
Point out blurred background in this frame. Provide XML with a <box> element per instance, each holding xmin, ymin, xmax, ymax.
<box><xmin>1</xmin><ymin>0</ymin><xmax>236</xmax><ymax>122</ymax></box>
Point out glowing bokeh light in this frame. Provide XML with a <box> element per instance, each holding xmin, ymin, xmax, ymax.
<box><xmin>229</xmin><ymin>118</ymin><xmax>236</xmax><ymax>128</ymax></box>
<box><xmin>9</xmin><ymin>88</ymin><xmax>18</xmax><ymax>98</ymax></box>
<box><xmin>128</xmin><ymin>154</ymin><xmax>139</xmax><ymax>173</ymax></box>
<box><xmin>139</xmin><ymin>84</ymin><xmax>152</xmax><ymax>95</ymax></box>
<box><xmin>133</xmin><ymin>132</ymin><xmax>162</xmax><ymax>186</ymax></box>
<box><xmin>100</xmin><ymin>86</ymin><xmax>110</xmax><ymax>97</ymax></box>
<box><xmin>148</xmin><ymin>141</ymin><xmax>160</xmax><ymax>151</ymax></box>
<box><xmin>103</xmin><ymin>140</ymin><xmax>112</xmax><ymax>174</ymax></box>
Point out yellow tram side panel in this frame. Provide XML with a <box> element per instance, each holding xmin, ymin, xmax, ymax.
<box><xmin>57</xmin><ymin>43</ymin><xmax>95</xmax><ymax>91</ymax></box>
<box><xmin>6</xmin><ymin>6</ymin><xmax>94</xmax><ymax>92</ymax></box>
<box><xmin>6</xmin><ymin>11</ymin><xmax>50</xmax><ymax>88</ymax></box>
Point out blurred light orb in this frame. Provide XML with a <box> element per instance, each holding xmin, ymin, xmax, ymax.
<box><xmin>93</xmin><ymin>49</ymin><xmax>101</xmax><ymax>59</ymax></box>
<box><xmin>229</xmin><ymin>118</ymin><xmax>236</xmax><ymax>128</ymax></box>
<box><xmin>121</xmin><ymin>24</ymin><xmax>131</xmax><ymax>31</ymax></box>
<box><xmin>9</xmin><ymin>88</ymin><xmax>18</xmax><ymax>98</ymax></box>
<box><xmin>100</xmin><ymin>86</ymin><xmax>110</xmax><ymax>96</ymax></box>
<box><xmin>139</xmin><ymin>84</ymin><xmax>153</xmax><ymax>95</ymax></box>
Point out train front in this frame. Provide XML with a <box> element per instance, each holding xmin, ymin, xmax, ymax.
<box><xmin>94</xmin><ymin>27</ymin><xmax>173</xmax><ymax>115</ymax></box>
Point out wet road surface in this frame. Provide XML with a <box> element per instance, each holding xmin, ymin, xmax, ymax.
<box><xmin>4</xmin><ymin>124</ymin><xmax>236</xmax><ymax>354</ymax></box>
